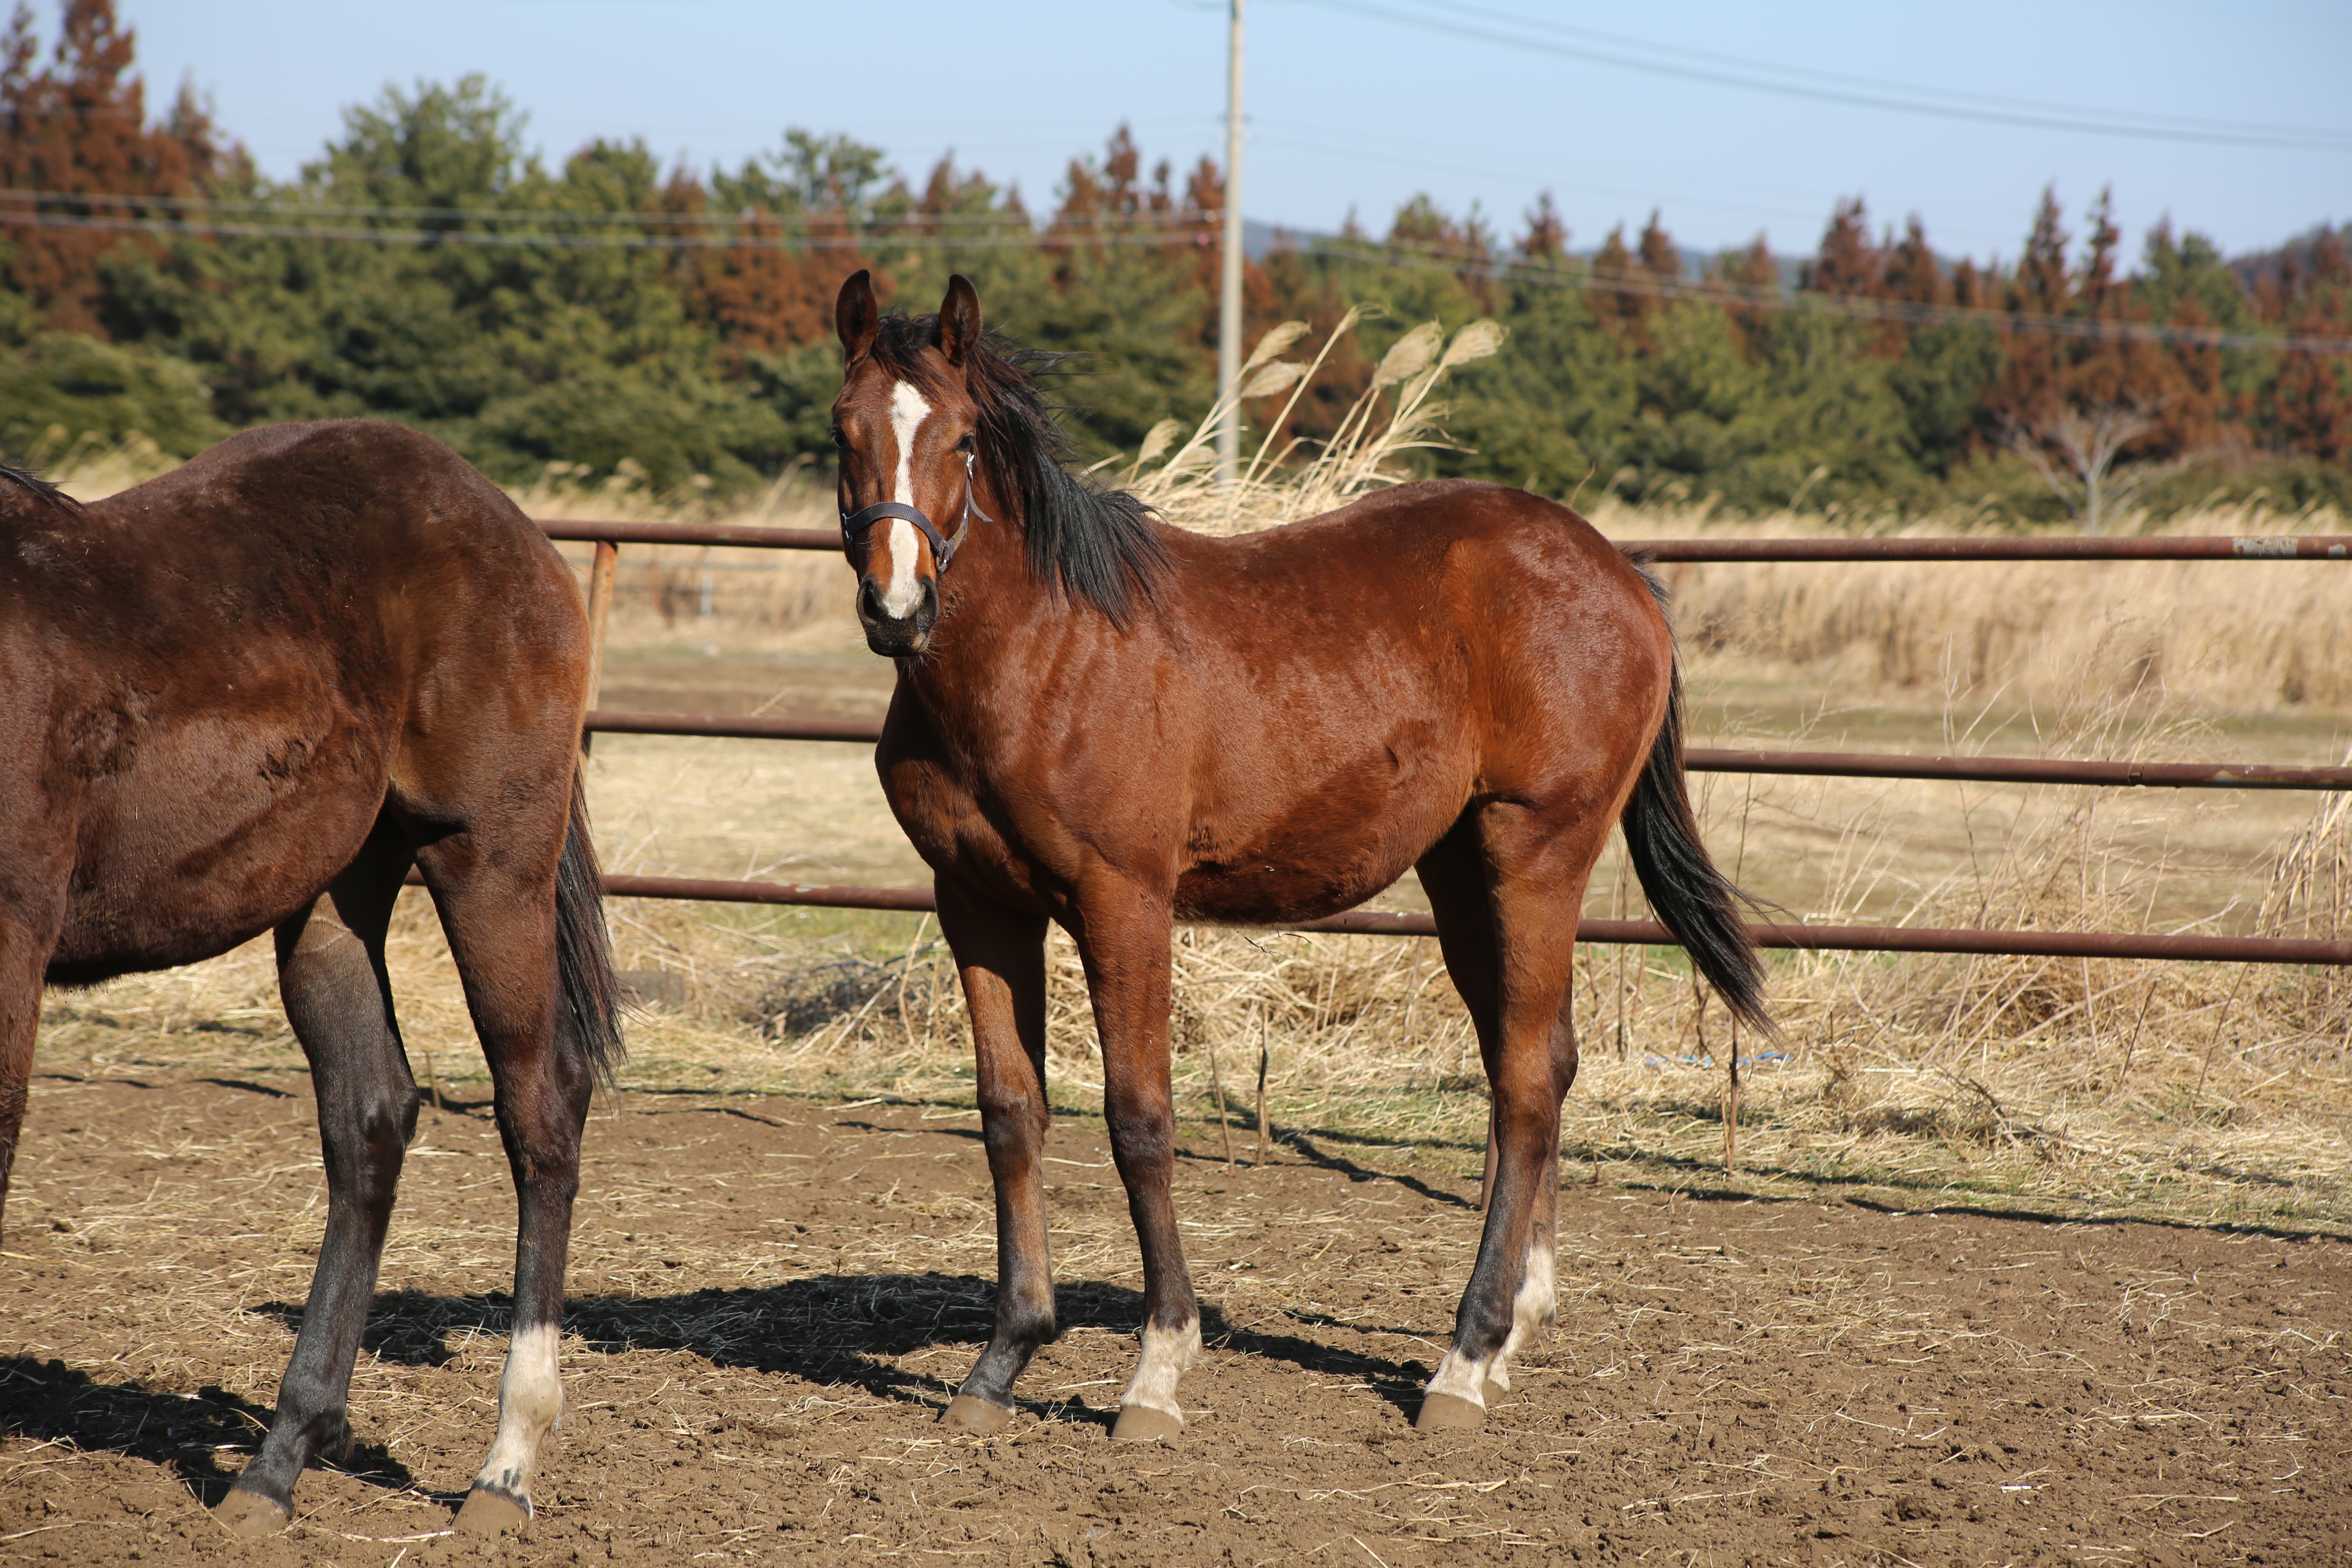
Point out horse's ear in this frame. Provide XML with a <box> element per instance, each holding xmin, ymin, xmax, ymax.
<box><xmin>836</xmin><ymin>270</ymin><xmax>880</xmax><ymax>364</ymax></box>
<box><xmin>937</xmin><ymin>274</ymin><xmax>982</xmax><ymax>370</ymax></box>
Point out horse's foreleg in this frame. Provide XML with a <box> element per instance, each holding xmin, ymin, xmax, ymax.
<box><xmin>1071</xmin><ymin>886</ymin><xmax>1199</xmax><ymax>1443</ymax></box>
<box><xmin>424</xmin><ymin>858</ymin><xmax>594</xmax><ymax>1536</ymax></box>
<box><xmin>1416</xmin><ymin>816</ymin><xmax>1585</xmax><ymax>1431</ymax></box>
<box><xmin>218</xmin><ymin>842</ymin><xmax>414</xmax><ymax>1535</ymax></box>
<box><xmin>935</xmin><ymin>880</ymin><xmax>1053</xmax><ymax>1433</ymax></box>
<box><xmin>0</xmin><ymin>904</ymin><xmax>59</xmax><ymax>1250</ymax></box>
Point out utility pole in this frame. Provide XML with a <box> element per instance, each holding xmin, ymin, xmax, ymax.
<box><xmin>1216</xmin><ymin>0</ymin><xmax>1245</xmax><ymax>486</ymax></box>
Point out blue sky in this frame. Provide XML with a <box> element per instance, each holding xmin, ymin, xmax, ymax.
<box><xmin>114</xmin><ymin>0</ymin><xmax>2351</xmax><ymax>265</ymax></box>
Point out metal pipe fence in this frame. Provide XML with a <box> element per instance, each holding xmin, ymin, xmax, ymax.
<box><xmin>543</xmin><ymin>519</ymin><xmax>2352</xmax><ymax>966</ymax></box>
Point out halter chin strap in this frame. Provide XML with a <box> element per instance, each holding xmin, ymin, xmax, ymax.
<box><xmin>840</xmin><ymin>451</ymin><xmax>991</xmax><ymax>573</ymax></box>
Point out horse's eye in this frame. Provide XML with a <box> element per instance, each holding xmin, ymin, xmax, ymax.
<box><xmin>830</xmin><ymin>427</ymin><xmax>848</xmax><ymax>448</ymax></box>
<box><xmin>955</xmin><ymin>433</ymin><xmax>976</xmax><ymax>454</ymax></box>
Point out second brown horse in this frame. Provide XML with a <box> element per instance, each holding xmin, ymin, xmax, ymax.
<box><xmin>829</xmin><ymin>271</ymin><xmax>1769</xmax><ymax>1438</ymax></box>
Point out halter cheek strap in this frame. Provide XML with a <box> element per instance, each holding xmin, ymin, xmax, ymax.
<box><xmin>840</xmin><ymin>452</ymin><xmax>991</xmax><ymax>573</ymax></box>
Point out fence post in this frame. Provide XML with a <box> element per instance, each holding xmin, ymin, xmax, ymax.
<box><xmin>581</xmin><ymin>539</ymin><xmax>618</xmax><ymax>753</ymax></box>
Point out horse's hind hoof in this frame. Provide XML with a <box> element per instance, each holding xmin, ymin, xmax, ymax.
<box><xmin>941</xmin><ymin>1394</ymin><xmax>1014</xmax><ymax>1436</ymax></box>
<box><xmin>1111</xmin><ymin>1403</ymin><xmax>1183</xmax><ymax>1442</ymax></box>
<box><xmin>1414</xmin><ymin>1391</ymin><xmax>1488</xmax><ymax>1431</ymax></box>
<box><xmin>455</xmin><ymin>1485</ymin><xmax>532</xmax><ymax>1535</ymax></box>
<box><xmin>211</xmin><ymin>1488</ymin><xmax>292</xmax><ymax>1537</ymax></box>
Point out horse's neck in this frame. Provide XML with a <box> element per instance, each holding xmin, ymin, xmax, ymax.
<box><xmin>900</xmin><ymin>514</ymin><xmax>1087</xmax><ymax>727</ymax></box>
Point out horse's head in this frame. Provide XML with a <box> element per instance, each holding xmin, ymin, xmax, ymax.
<box><xmin>831</xmin><ymin>270</ymin><xmax>989</xmax><ymax>657</ymax></box>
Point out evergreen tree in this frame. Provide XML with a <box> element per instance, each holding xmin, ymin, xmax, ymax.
<box><xmin>0</xmin><ymin>13</ymin><xmax>2341</xmax><ymax>517</ymax></box>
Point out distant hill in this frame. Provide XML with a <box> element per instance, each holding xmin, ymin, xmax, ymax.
<box><xmin>1252</xmin><ymin>216</ymin><xmax>2347</xmax><ymax>295</ymax></box>
<box><xmin>2230</xmin><ymin>221</ymin><xmax>2352</xmax><ymax>289</ymax></box>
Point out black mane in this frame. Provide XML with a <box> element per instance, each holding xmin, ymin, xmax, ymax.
<box><xmin>865</xmin><ymin>311</ymin><xmax>1168</xmax><ymax>627</ymax></box>
<box><xmin>0</xmin><ymin>459</ymin><xmax>81</xmax><ymax>514</ymax></box>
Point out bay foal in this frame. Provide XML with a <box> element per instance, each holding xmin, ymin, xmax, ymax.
<box><xmin>828</xmin><ymin>272</ymin><xmax>1769</xmax><ymax>1439</ymax></box>
<box><xmin>0</xmin><ymin>421</ymin><xmax>621</xmax><ymax>1532</ymax></box>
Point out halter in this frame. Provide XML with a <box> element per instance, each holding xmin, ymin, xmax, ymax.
<box><xmin>840</xmin><ymin>450</ymin><xmax>991</xmax><ymax>573</ymax></box>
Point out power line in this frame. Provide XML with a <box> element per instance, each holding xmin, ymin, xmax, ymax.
<box><xmin>1393</xmin><ymin>0</ymin><xmax>2350</xmax><ymax>144</ymax></box>
<box><xmin>0</xmin><ymin>186</ymin><xmax>1206</xmax><ymax>231</ymax></box>
<box><xmin>0</xmin><ymin>205</ymin><xmax>1203</xmax><ymax>251</ymax></box>
<box><xmin>1294</xmin><ymin>0</ymin><xmax>2352</xmax><ymax>152</ymax></box>
<box><xmin>4</xmin><ymin>201</ymin><xmax>2345</xmax><ymax>355</ymax></box>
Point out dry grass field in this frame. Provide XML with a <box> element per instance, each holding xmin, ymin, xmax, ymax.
<box><xmin>7</xmin><ymin>377</ymin><xmax>2351</xmax><ymax>1560</ymax></box>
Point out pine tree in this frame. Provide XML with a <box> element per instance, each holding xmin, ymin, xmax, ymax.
<box><xmin>1636</xmin><ymin>210</ymin><xmax>1681</xmax><ymax>283</ymax></box>
<box><xmin>2265</xmin><ymin>226</ymin><xmax>2352</xmax><ymax>461</ymax></box>
<box><xmin>1515</xmin><ymin>191</ymin><xmax>1566</xmax><ymax>263</ymax></box>
<box><xmin>1802</xmin><ymin>197</ymin><xmax>1882</xmax><ymax>298</ymax></box>
<box><xmin>1882</xmin><ymin>217</ymin><xmax>1946</xmax><ymax>306</ymax></box>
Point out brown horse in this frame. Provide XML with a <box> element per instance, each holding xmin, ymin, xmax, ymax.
<box><xmin>829</xmin><ymin>271</ymin><xmax>1769</xmax><ymax>1439</ymax></box>
<box><xmin>0</xmin><ymin>421</ymin><xmax>622</xmax><ymax>1533</ymax></box>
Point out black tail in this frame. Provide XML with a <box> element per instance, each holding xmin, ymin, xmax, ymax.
<box><xmin>1621</xmin><ymin>564</ymin><xmax>1774</xmax><ymax>1034</ymax></box>
<box><xmin>555</xmin><ymin>769</ymin><xmax>625</xmax><ymax>1085</ymax></box>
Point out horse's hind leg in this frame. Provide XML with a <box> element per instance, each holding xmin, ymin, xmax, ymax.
<box><xmin>419</xmin><ymin>830</ymin><xmax>601</xmax><ymax>1534</ymax></box>
<box><xmin>0</xmin><ymin>900</ymin><xmax>65</xmax><ymax>1249</ymax></box>
<box><xmin>217</xmin><ymin>827</ymin><xmax>417</xmax><ymax>1535</ymax></box>
<box><xmin>1413</xmin><ymin>807</ymin><xmax>1593</xmax><ymax>1431</ymax></box>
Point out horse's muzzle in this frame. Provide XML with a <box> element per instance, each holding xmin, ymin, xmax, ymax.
<box><xmin>857</xmin><ymin>573</ymin><xmax>938</xmax><ymax>656</ymax></box>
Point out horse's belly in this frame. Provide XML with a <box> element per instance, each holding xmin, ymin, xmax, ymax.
<box><xmin>1174</xmin><ymin>726</ymin><xmax>1469</xmax><ymax>923</ymax></box>
<box><xmin>48</xmin><ymin>724</ymin><xmax>385</xmax><ymax>981</ymax></box>
<box><xmin>1174</xmin><ymin>854</ymin><xmax>1412</xmax><ymax>924</ymax></box>
<box><xmin>1174</xmin><ymin>803</ymin><xmax>1444</xmax><ymax>924</ymax></box>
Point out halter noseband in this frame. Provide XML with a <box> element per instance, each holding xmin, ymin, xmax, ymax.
<box><xmin>840</xmin><ymin>450</ymin><xmax>991</xmax><ymax>573</ymax></box>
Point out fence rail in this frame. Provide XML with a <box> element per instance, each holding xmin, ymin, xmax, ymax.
<box><xmin>546</xmin><ymin>521</ymin><xmax>2352</xmax><ymax>967</ymax></box>
<box><xmin>541</xmin><ymin>519</ymin><xmax>2352</xmax><ymax>563</ymax></box>
<box><xmin>396</xmin><ymin>867</ymin><xmax>2352</xmax><ymax>966</ymax></box>
<box><xmin>583</xmin><ymin>709</ymin><xmax>2352</xmax><ymax>792</ymax></box>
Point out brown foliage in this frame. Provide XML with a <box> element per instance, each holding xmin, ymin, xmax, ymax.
<box><xmin>0</xmin><ymin>0</ymin><xmax>228</xmax><ymax>336</ymax></box>
<box><xmin>2265</xmin><ymin>228</ymin><xmax>2352</xmax><ymax>461</ymax></box>
<box><xmin>1802</xmin><ymin>197</ymin><xmax>1882</xmax><ymax>299</ymax></box>
<box><xmin>661</xmin><ymin>161</ymin><xmax>885</xmax><ymax>361</ymax></box>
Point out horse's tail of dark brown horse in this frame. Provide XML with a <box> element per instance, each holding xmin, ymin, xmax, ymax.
<box><xmin>1620</xmin><ymin>564</ymin><xmax>1775</xmax><ymax>1034</ymax></box>
<box><xmin>556</xmin><ymin>767</ymin><xmax>626</xmax><ymax>1085</ymax></box>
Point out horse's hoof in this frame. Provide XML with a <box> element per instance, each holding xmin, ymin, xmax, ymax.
<box><xmin>454</xmin><ymin>1485</ymin><xmax>532</xmax><ymax>1535</ymax></box>
<box><xmin>941</xmin><ymin>1394</ymin><xmax>1014</xmax><ymax>1436</ymax></box>
<box><xmin>211</xmin><ymin>1488</ymin><xmax>292</xmax><ymax>1537</ymax></box>
<box><xmin>1111</xmin><ymin>1403</ymin><xmax>1183</xmax><ymax>1442</ymax></box>
<box><xmin>1415</xmin><ymin>1391</ymin><xmax>1488</xmax><ymax>1431</ymax></box>
<box><xmin>1483</xmin><ymin>1377</ymin><xmax>1508</xmax><ymax>1405</ymax></box>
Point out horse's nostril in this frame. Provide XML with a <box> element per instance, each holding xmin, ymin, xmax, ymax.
<box><xmin>858</xmin><ymin>578</ymin><xmax>886</xmax><ymax>620</ymax></box>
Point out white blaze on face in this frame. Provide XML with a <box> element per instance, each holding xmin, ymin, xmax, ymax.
<box><xmin>878</xmin><ymin>379</ymin><xmax>933</xmax><ymax>619</ymax></box>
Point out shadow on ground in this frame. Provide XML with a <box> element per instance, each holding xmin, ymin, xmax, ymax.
<box><xmin>0</xmin><ymin>1356</ymin><xmax>423</xmax><ymax>1506</ymax></box>
<box><xmin>244</xmin><ymin>1272</ymin><xmax>1434</xmax><ymax>1422</ymax></box>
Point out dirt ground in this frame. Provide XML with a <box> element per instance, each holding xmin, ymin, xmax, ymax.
<box><xmin>4</xmin><ymin>1073</ymin><xmax>2346</xmax><ymax>1567</ymax></box>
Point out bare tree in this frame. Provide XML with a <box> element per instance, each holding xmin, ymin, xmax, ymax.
<box><xmin>2005</xmin><ymin>401</ymin><xmax>2181</xmax><ymax>535</ymax></box>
